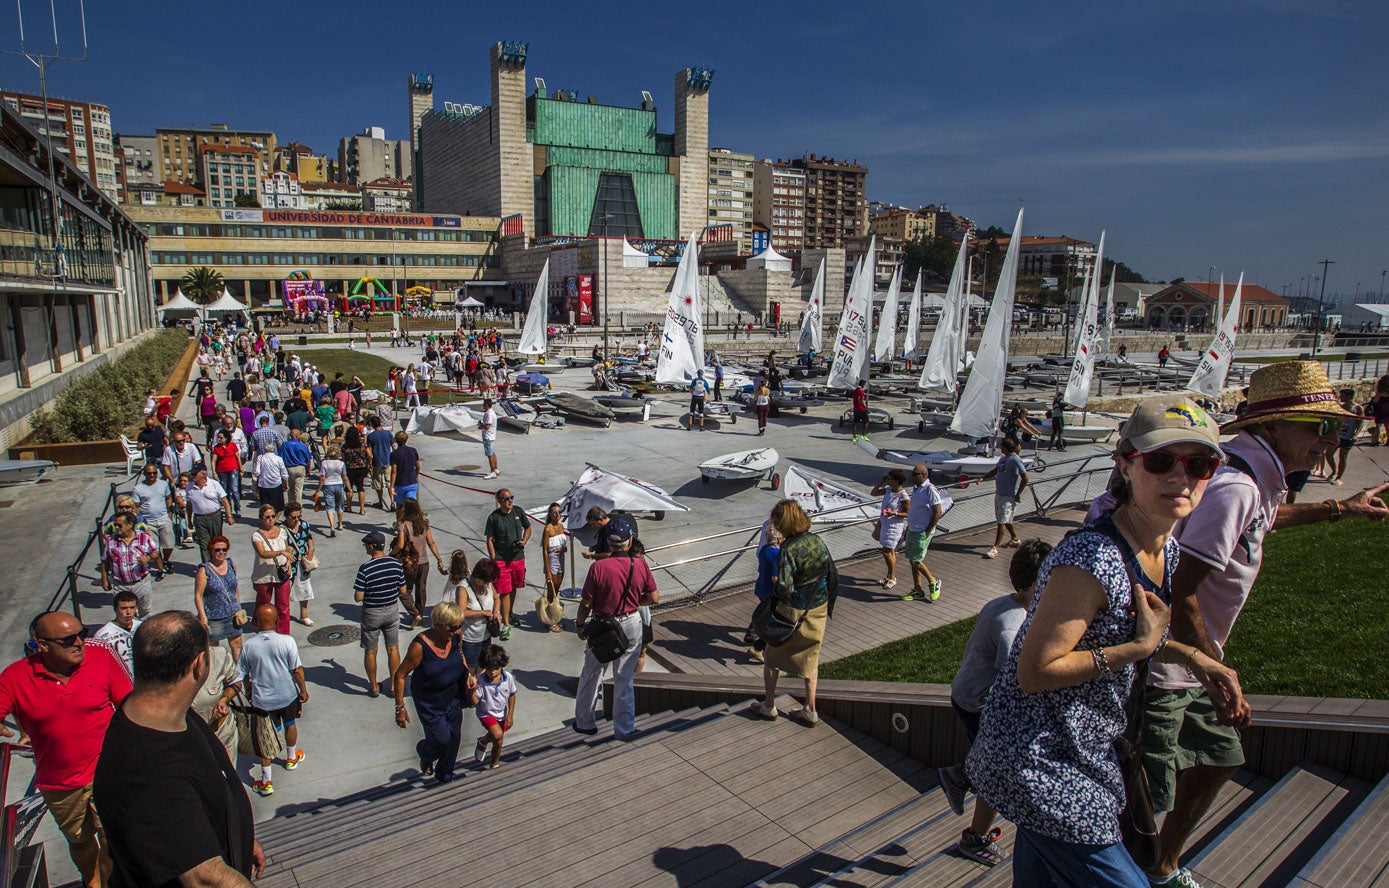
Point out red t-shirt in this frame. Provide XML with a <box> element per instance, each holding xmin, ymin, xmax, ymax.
<box><xmin>0</xmin><ymin>644</ymin><xmax>132</xmax><ymax>790</ymax></box>
<box><xmin>580</xmin><ymin>555</ymin><xmax>656</xmax><ymax>616</ymax></box>
<box><xmin>212</xmin><ymin>442</ymin><xmax>240</xmax><ymax>473</ymax></box>
<box><xmin>851</xmin><ymin>387</ymin><xmax>868</xmax><ymax>411</ymax></box>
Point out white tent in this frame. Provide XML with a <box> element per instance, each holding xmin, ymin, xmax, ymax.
<box><xmin>621</xmin><ymin>239</ymin><xmax>649</xmax><ymax>269</ymax></box>
<box><xmin>204</xmin><ymin>289</ymin><xmax>250</xmax><ymax>316</ymax></box>
<box><xmin>457</xmin><ymin>296</ymin><xmax>485</xmax><ymax>308</ymax></box>
<box><xmin>157</xmin><ymin>289</ymin><xmax>201</xmax><ymax>317</ymax></box>
<box><xmin>747</xmin><ymin>244</ymin><xmax>793</xmax><ymax>272</ymax></box>
<box><xmin>921</xmin><ymin>292</ymin><xmax>990</xmax><ymax>312</ymax></box>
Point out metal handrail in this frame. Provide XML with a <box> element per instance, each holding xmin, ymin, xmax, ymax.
<box><xmin>0</xmin><ymin>743</ymin><xmax>38</xmax><ymax>888</ymax></box>
<box><xmin>43</xmin><ymin>482</ymin><xmax>119</xmax><ymax>622</ymax></box>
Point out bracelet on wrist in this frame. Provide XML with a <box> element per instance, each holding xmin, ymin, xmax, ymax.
<box><xmin>1091</xmin><ymin>646</ymin><xmax>1113</xmax><ymax>677</ymax></box>
<box><xmin>1324</xmin><ymin>498</ymin><xmax>1342</xmax><ymax>523</ymax></box>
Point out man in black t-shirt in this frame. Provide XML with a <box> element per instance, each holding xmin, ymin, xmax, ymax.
<box><xmin>136</xmin><ymin>416</ymin><xmax>167</xmax><ymax>467</ymax></box>
<box><xmin>95</xmin><ymin>611</ymin><xmax>263</xmax><ymax>887</ymax></box>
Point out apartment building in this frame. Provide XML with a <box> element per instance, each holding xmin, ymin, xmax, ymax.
<box><xmin>752</xmin><ymin>161</ymin><xmax>806</xmax><ymax>253</ymax></box>
<box><xmin>338</xmin><ymin>126</ymin><xmax>411</xmax><ymax>187</ymax></box>
<box><xmin>362</xmin><ymin>178</ymin><xmax>414</xmax><ymax>213</ymax></box>
<box><xmin>156</xmin><ymin>125</ymin><xmax>276</xmax><ymax>193</ymax></box>
<box><xmin>707</xmin><ymin>147</ymin><xmax>754</xmax><ymax>254</ymax></box>
<box><xmin>787</xmin><ymin>154</ymin><xmax>868</xmax><ymax>249</ymax></box>
<box><xmin>871</xmin><ymin>209</ymin><xmax>936</xmax><ymax>243</ymax></box>
<box><xmin>0</xmin><ymin>91</ymin><xmax>118</xmax><ymax>199</ymax></box>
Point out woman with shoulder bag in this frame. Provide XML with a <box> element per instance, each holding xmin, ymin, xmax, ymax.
<box><xmin>194</xmin><ymin>534</ymin><xmax>245</xmax><ymax>661</ymax></box>
<box><xmin>752</xmin><ymin>500</ymin><xmax>838</xmax><ymax>727</ymax></box>
<box><xmin>455</xmin><ymin>556</ymin><xmax>501</xmax><ymax>674</ymax></box>
<box><xmin>965</xmin><ymin>397</ymin><xmax>1240</xmax><ymax>886</ymax></box>
<box><xmin>397</xmin><ymin>498</ymin><xmax>446</xmax><ymax>628</ymax></box>
<box><xmin>191</xmin><ymin>638</ymin><xmax>243</xmax><ymax>763</ymax></box>
<box><xmin>250</xmin><ymin>504</ymin><xmax>295</xmax><ymax>635</ymax></box>
<box><xmin>283</xmin><ymin>503</ymin><xmax>317</xmax><ymax>627</ymax></box>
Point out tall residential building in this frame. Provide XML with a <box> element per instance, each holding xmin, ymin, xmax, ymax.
<box><xmin>921</xmin><ymin>204</ymin><xmax>974</xmax><ymax>240</ymax></box>
<box><xmin>788</xmin><ymin>154</ymin><xmax>868</xmax><ymax>249</ymax></box>
<box><xmin>707</xmin><ymin>147</ymin><xmax>754</xmax><ymax>254</ymax></box>
<box><xmin>415</xmin><ymin>41</ymin><xmax>712</xmax><ymax>241</ymax></box>
<box><xmin>871</xmin><ymin>209</ymin><xmax>936</xmax><ymax>242</ymax></box>
<box><xmin>115</xmin><ymin>134</ymin><xmax>158</xmax><ymax>204</ymax></box>
<box><xmin>274</xmin><ymin>142</ymin><xmax>333</xmax><ymax>183</ymax></box>
<box><xmin>197</xmin><ymin>144</ymin><xmax>261</xmax><ymax>207</ymax></box>
<box><xmin>407</xmin><ymin>74</ymin><xmax>434</xmax><ymax>159</ymax></box>
<box><xmin>338</xmin><ymin>126</ymin><xmax>411</xmax><ymax>186</ymax></box>
<box><xmin>753</xmin><ymin>160</ymin><xmax>806</xmax><ymax>253</ymax></box>
<box><xmin>0</xmin><ymin>91</ymin><xmax>118</xmax><ymax>198</ymax></box>
<box><xmin>156</xmin><ymin>125</ymin><xmax>276</xmax><ymax>193</ymax></box>
<box><xmin>989</xmin><ymin>235</ymin><xmax>1097</xmax><ymax>280</ymax></box>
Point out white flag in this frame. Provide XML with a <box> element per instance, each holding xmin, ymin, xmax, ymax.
<box><xmin>1188</xmin><ymin>272</ymin><xmax>1243</xmax><ymax>399</ymax></box>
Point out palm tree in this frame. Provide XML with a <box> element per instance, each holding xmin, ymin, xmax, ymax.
<box><xmin>181</xmin><ymin>266</ymin><xmax>224</xmax><ymax>305</ymax></box>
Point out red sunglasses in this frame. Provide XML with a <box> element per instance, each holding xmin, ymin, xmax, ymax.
<box><xmin>1123</xmin><ymin>450</ymin><xmax>1221</xmax><ymax>481</ymax></box>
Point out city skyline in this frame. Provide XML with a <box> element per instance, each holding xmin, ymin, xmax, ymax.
<box><xmin>2</xmin><ymin>0</ymin><xmax>1385</xmax><ymax>302</ymax></box>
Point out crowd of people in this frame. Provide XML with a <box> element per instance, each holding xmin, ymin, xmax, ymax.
<box><xmin>4</xmin><ymin>321</ymin><xmax>1389</xmax><ymax>888</ymax></box>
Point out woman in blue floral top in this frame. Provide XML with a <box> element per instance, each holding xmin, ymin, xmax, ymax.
<box><xmin>967</xmin><ymin>397</ymin><xmax>1231</xmax><ymax>886</ymax></box>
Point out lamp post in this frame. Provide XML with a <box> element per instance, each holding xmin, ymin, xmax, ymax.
<box><xmin>1311</xmin><ymin>259</ymin><xmax>1333</xmax><ymax>357</ymax></box>
<box><xmin>599</xmin><ymin>213</ymin><xmax>613</xmax><ymax>360</ymax></box>
<box><xmin>1380</xmin><ymin>270</ymin><xmax>1387</xmax><ymax>303</ymax></box>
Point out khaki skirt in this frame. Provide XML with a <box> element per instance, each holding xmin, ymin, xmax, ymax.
<box><xmin>763</xmin><ymin>600</ymin><xmax>829</xmax><ymax>679</ymax></box>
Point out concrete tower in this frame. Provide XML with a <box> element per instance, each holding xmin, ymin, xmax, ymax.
<box><xmin>674</xmin><ymin>67</ymin><xmax>713</xmax><ymax>240</ymax></box>
<box><xmin>407</xmin><ymin>74</ymin><xmax>434</xmax><ymax>158</ymax></box>
<box><xmin>492</xmin><ymin>41</ymin><xmax>534</xmax><ymax>235</ymax></box>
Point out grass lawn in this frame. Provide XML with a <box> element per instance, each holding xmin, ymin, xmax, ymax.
<box><xmin>821</xmin><ymin>501</ymin><xmax>1389</xmax><ymax>698</ymax></box>
<box><xmin>296</xmin><ymin>349</ymin><xmax>403</xmax><ymax>389</ymax></box>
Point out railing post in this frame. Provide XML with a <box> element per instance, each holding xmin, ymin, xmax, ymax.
<box><xmin>67</xmin><ymin>567</ymin><xmax>81</xmax><ymax>623</ymax></box>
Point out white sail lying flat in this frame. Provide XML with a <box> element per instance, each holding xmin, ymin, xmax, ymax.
<box><xmin>558</xmin><ymin>464</ymin><xmax>690</xmax><ymax>531</ymax></box>
<box><xmin>404</xmin><ymin>405</ymin><xmax>479</xmax><ymax>436</ymax></box>
<box><xmin>798</xmin><ymin>258</ymin><xmax>825</xmax><ymax>354</ymax></box>
<box><xmin>782</xmin><ymin>464</ymin><xmax>877</xmax><ymax>523</ymax></box>
<box><xmin>517</xmin><ymin>258</ymin><xmax>550</xmax><ymax>356</ymax></box>
<box><xmin>1188</xmin><ymin>272</ymin><xmax>1243</xmax><ymax>399</ymax></box>
<box><xmin>655</xmin><ymin>231</ymin><xmax>705</xmax><ymax>384</ymax></box>
<box><xmin>951</xmin><ymin>208</ymin><xmax>1023</xmax><ymax>440</ymax></box>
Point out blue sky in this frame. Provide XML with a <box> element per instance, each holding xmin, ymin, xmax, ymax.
<box><xmin>4</xmin><ymin>0</ymin><xmax>1386</xmax><ymax>301</ymax></box>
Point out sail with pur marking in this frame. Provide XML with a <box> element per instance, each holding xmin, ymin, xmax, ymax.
<box><xmin>1188</xmin><ymin>272</ymin><xmax>1243</xmax><ymax>399</ymax></box>
<box><xmin>1063</xmin><ymin>230</ymin><xmax>1105</xmax><ymax>408</ymax></box>
<box><xmin>798</xmin><ymin>258</ymin><xmax>825</xmax><ymax>354</ymax></box>
<box><xmin>874</xmin><ymin>265</ymin><xmax>902</xmax><ymax>362</ymax></box>
<box><xmin>828</xmin><ymin>239</ymin><xmax>875</xmax><ymax>389</ymax></box>
<box><xmin>950</xmin><ymin>208</ymin><xmax>1023</xmax><ymax>439</ymax></box>
<box><xmin>655</xmin><ymin>232</ymin><xmax>705</xmax><ymax>384</ymax></box>
<box><xmin>918</xmin><ymin>233</ymin><xmax>970</xmax><ymax>392</ymax></box>
<box><xmin>517</xmin><ymin>258</ymin><xmax>550</xmax><ymax>356</ymax></box>
<box><xmin>902</xmin><ymin>271</ymin><xmax>923</xmax><ymax>363</ymax></box>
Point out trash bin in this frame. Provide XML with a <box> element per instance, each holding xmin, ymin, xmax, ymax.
<box><xmin>298</xmin><ymin>335</ymin><xmax>308</xmax><ymax>346</ymax></box>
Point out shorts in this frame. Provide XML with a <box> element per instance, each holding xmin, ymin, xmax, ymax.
<box><xmin>479</xmin><ymin>714</ymin><xmax>509</xmax><ymax>732</ymax></box>
<box><xmin>394</xmin><ymin>483</ymin><xmax>419</xmax><ymax>504</ymax></box>
<box><xmin>321</xmin><ymin>484</ymin><xmax>346</xmax><ymax>512</ymax></box>
<box><xmin>461</xmin><ymin>638</ymin><xmax>491</xmax><ymax>670</ymax></box>
<box><xmin>372</xmin><ymin>465</ymin><xmax>389</xmax><ymax>493</ymax></box>
<box><xmin>494</xmin><ymin>558</ymin><xmax>525</xmax><ymax>595</ymax></box>
<box><xmin>347</xmin><ymin>468</ymin><xmax>369</xmax><ymax>491</ymax></box>
<box><xmin>689</xmin><ymin>396</ymin><xmax>706</xmax><ymax>416</ymax></box>
<box><xmin>1286</xmin><ymin>469</ymin><xmax>1311</xmax><ymax>494</ymax></box>
<box><xmin>853</xmin><ymin>409</ymin><xmax>870</xmax><ymax>424</ymax></box>
<box><xmin>145</xmin><ymin>515</ymin><xmax>175</xmax><ymax>550</ymax></box>
<box><xmin>206</xmin><ymin>614</ymin><xmax>241</xmax><ymax>643</ymax></box>
<box><xmin>267</xmin><ymin>699</ymin><xmax>302</xmax><ymax>727</ymax></box>
<box><xmin>951</xmin><ymin>696</ymin><xmax>981</xmax><ymax>743</ymax></box>
<box><xmin>995</xmin><ymin>494</ymin><xmax>1018</xmax><ymax>524</ymax></box>
<box><xmin>482</xmin><ymin>438</ymin><xmax>496</xmax><ymax>457</ymax></box>
<box><xmin>360</xmin><ymin>605</ymin><xmax>401</xmax><ymax>650</ymax></box>
<box><xmin>1140</xmin><ymin>686</ymin><xmax>1245</xmax><ymax>813</ymax></box>
<box><xmin>1338</xmin><ymin>438</ymin><xmax>1355</xmax><ymax>449</ymax></box>
<box><xmin>904</xmin><ymin>529</ymin><xmax>935</xmax><ymax>563</ymax></box>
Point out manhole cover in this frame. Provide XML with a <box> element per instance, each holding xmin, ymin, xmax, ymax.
<box><xmin>308</xmin><ymin>624</ymin><xmax>360</xmax><ymax>646</ymax></box>
<box><xmin>452</xmin><ymin>464</ymin><xmax>482</xmax><ymax>472</ymax></box>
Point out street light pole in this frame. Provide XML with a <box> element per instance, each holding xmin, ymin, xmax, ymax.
<box><xmin>599</xmin><ymin>213</ymin><xmax>613</xmax><ymax>360</ymax></box>
<box><xmin>1380</xmin><ymin>270</ymin><xmax>1387</xmax><ymax>303</ymax></box>
<box><xmin>1312</xmin><ymin>259</ymin><xmax>1333</xmax><ymax>357</ymax></box>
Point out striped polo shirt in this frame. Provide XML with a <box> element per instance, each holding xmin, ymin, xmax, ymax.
<box><xmin>354</xmin><ymin>556</ymin><xmax>405</xmax><ymax>609</ymax></box>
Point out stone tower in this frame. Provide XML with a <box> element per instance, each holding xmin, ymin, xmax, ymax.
<box><xmin>492</xmin><ymin>41</ymin><xmax>534</xmax><ymax>236</ymax></box>
<box><xmin>407</xmin><ymin>74</ymin><xmax>434</xmax><ymax>158</ymax></box>
<box><xmin>674</xmin><ymin>67</ymin><xmax>713</xmax><ymax>241</ymax></box>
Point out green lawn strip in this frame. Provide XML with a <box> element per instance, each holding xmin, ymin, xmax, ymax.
<box><xmin>820</xmin><ymin>501</ymin><xmax>1389</xmax><ymax>699</ymax></box>
<box><xmin>296</xmin><ymin>349</ymin><xmax>403</xmax><ymax>390</ymax></box>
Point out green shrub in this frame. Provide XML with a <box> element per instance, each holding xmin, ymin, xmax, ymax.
<box><xmin>29</xmin><ymin>330</ymin><xmax>190</xmax><ymax>443</ymax></box>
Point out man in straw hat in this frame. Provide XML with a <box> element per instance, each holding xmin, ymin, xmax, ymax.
<box><xmin>1143</xmin><ymin>361</ymin><xmax>1389</xmax><ymax>888</ymax></box>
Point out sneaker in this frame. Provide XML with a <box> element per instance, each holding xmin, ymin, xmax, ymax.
<box><xmin>901</xmin><ymin>587</ymin><xmax>924</xmax><ymax>602</ymax></box>
<box><xmin>571</xmin><ymin>723</ymin><xmax>598</xmax><ymax>736</ymax></box>
<box><xmin>957</xmin><ymin>827</ymin><xmax>1007</xmax><ymax>866</ymax></box>
<box><xmin>985</xmin><ymin>547</ymin><xmax>999</xmax><ymax>559</ymax></box>
<box><xmin>1005</xmin><ymin>538</ymin><xmax>1022</xmax><ymax>548</ymax></box>
<box><xmin>500</xmin><ymin>627</ymin><xmax>512</xmax><ymax>641</ymax></box>
<box><xmin>751</xmin><ymin>700</ymin><xmax>779</xmax><ymax>720</ymax></box>
<box><xmin>937</xmin><ymin>765</ymin><xmax>968</xmax><ymax>816</ymax></box>
<box><xmin>252</xmin><ymin>777</ymin><xmax>274</xmax><ymax>796</ymax></box>
<box><xmin>474</xmin><ymin>737</ymin><xmax>488</xmax><ymax>763</ymax></box>
<box><xmin>484</xmin><ymin>470</ymin><xmax>500</xmax><ymax>480</ymax></box>
<box><xmin>928</xmin><ymin>580</ymin><xmax>942</xmax><ymax>601</ymax></box>
<box><xmin>1148</xmin><ymin>868</ymin><xmax>1205</xmax><ymax>888</ymax></box>
<box><xmin>789</xmin><ymin>708</ymin><xmax>819</xmax><ymax>727</ymax></box>
<box><xmin>1330</xmin><ymin>478</ymin><xmax>1344</xmax><ymax>486</ymax></box>
<box><xmin>283</xmin><ymin>750</ymin><xmax>305</xmax><ymax>770</ymax></box>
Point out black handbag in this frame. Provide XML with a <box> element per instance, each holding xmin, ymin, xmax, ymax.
<box><xmin>585</xmin><ymin>560</ymin><xmax>634</xmax><ymax>664</ymax></box>
<box><xmin>751</xmin><ymin>596</ymin><xmax>804</xmax><ymax>648</ymax></box>
<box><xmin>486</xmin><ymin>617</ymin><xmax>502</xmax><ymax>638</ymax></box>
<box><xmin>1116</xmin><ymin>658</ymin><xmax>1161</xmax><ymax>869</ymax></box>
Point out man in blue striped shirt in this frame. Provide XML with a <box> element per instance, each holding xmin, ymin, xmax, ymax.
<box><xmin>354</xmin><ymin>531</ymin><xmax>406</xmax><ymax>698</ymax></box>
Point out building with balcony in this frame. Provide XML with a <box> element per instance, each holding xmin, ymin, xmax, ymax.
<box><xmin>300</xmin><ymin>181</ymin><xmax>362</xmax><ymax>211</ymax></box>
<box><xmin>114</xmin><ymin>134</ymin><xmax>158</xmax><ymax>204</ymax></box>
<box><xmin>0</xmin><ymin>91</ymin><xmax>118</xmax><ymax>200</ymax></box>
<box><xmin>0</xmin><ymin>101</ymin><xmax>155</xmax><ymax>446</ymax></box>
<box><xmin>274</xmin><ymin>142</ymin><xmax>334</xmax><ymax>184</ymax></box>
<box><xmin>706</xmin><ymin>148</ymin><xmax>754</xmax><ymax>255</ymax></box>
<box><xmin>259</xmin><ymin>171</ymin><xmax>305</xmax><ymax>209</ymax></box>
<box><xmin>787</xmin><ymin>154</ymin><xmax>868</xmax><ymax>249</ymax></box>
<box><xmin>362</xmin><ymin>177</ymin><xmax>413</xmax><ymax>214</ymax></box>
<box><xmin>871</xmin><ymin>209</ymin><xmax>936</xmax><ymax>243</ymax></box>
<box><xmin>753</xmin><ymin>161</ymin><xmax>806</xmax><ymax>254</ymax></box>
<box><xmin>197</xmin><ymin>144</ymin><xmax>260</xmax><ymax>208</ymax></box>
<box><xmin>127</xmin><ymin>205</ymin><xmax>499</xmax><ymax>305</ymax></box>
<box><xmin>156</xmin><ymin>125</ymin><xmax>276</xmax><ymax>194</ymax></box>
<box><xmin>338</xmin><ymin>126</ymin><xmax>411</xmax><ymax>187</ymax></box>
<box><xmin>988</xmin><ymin>235</ymin><xmax>1097</xmax><ymax>281</ymax></box>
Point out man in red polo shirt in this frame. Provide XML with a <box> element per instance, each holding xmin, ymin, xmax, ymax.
<box><xmin>0</xmin><ymin>611</ymin><xmax>132</xmax><ymax>888</ymax></box>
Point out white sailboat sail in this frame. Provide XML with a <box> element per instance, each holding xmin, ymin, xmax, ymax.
<box><xmin>827</xmin><ymin>240</ymin><xmax>875</xmax><ymax>389</ymax></box>
<box><xmin>1064</xmin><ymin>231</ymin><xmax>1105</xmax><ymax>408</ymax></box>
<box><xmin>1188</xmin><ymin>272</ymin><xmax>1243</xmax><ymax>399</ymax></box>
<box><xmin>1216</xmin><ymin>273</ymin><xmax>1225</xmax><ymax>331</ymax></box>
<box><xmin>918</xmin><ymin>233</ymin><xmax>970</xmax><ymax>392</ymax></box>
<box><xmin>517</xmin><ymin>258</ymin><xmax>550</xmax><ymax>356</ymax></box>
<box><xmin>950</xmin><ymin>208</ymin><xmax>1023</xmax><ymax>440</ymax></box>
<box><xmin>798</xmin><ymin>258</ymin><xmax>825</xmax><ymax>354</ymax></box>
<box><xmin>902</xmin><ymin>271</ymin><xmax>923</xmax><ymax>363</ymax></box>
<box><xmin>654</xmin><ymin>231</ymin><xmax>705</xmax><ymax>385</ymax></box>
<box><xmin>1097</xmin><ymin>266</ymin><xmax>1116</xmax><ymax>359</ymax></box>
<box><xmin>873</xmin><ymin>265</ymin><xmax>902</xmax><ymax>362</ymax></box>
<box><xmin>783</xmin><ymin>464</ymin><xmax>878</xmax><ymax>523</ymax></box>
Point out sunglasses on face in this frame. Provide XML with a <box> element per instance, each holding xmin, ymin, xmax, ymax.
<box><xmin>211</xmin><ymin>546</ymin><xmax>230</xmax><ymax>553</ymax></box>
<box><xmin>40</xmin><ymin>627</ymin><xmax>89</xmax><ymax>647</ymax></box>
<box><xmin>1284</xmin><ymin>417</ymin><xmax>1339</xmax><ymax>436</ymax></box>
<box><xmin>500</xmin><ymin>496</ymin><xmax>514</xmax><ymax>502</ymax></box>
<box><xmin>1124</xmin><ymin>450</ymin><xmax>1221</xmax><ymax>481</ymax></box>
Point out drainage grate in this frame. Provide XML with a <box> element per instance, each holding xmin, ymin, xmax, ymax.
<box><xmin>452</xmin><ymin>464</ymin><xmax>482</xmax><ymax>472</ymax></box>
<box><xmin>307</xmin><ymin>624</ymin><xmax>360</xmax><ymax>646</ymax></box>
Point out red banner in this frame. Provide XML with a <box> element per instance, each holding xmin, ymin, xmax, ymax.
<box><xmin>577</xmin><ymin>275</ymin><xmax>594</xmax><ymax>324</ymax></box>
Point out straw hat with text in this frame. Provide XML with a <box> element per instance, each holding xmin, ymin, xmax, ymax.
<box><xmin>1220</xmin><ymin>360</ymin><xmax>1357</xmax><ymax>434</ymax></box>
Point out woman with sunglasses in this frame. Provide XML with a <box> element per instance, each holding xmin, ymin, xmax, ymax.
<box><xmin>391</xmin><ymin>602</ymin><xmax>477</xmax><ymax>784</ymax></box>
<box><xmin>194</xmin><ymin>535</ymin><xmax>244</xmax><ymax>661</ymax></box>
<box><xmin>540</xmin><ymin>503</ymin><xmax>568</xmax><ymax>632</ymax></box>
<box><xmin>965</xmin><ymin>397</ymin><xmax>1234</xmax><ymax>886</ymax></box>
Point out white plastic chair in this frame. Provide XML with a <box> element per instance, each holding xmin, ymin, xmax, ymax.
<box><xmin>119</xmin><ymin>435</ymin><xmax>141</xmax><ymax>476</ymax></box>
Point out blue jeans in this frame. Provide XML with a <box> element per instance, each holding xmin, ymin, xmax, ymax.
<box><xmin>218</xmin><ymin>470</ymin><xmax>241</xmax><ymax>512</ymax></box>
<box><xmin>1013</xmin><ymin>826</ymin><xmax>1149</xmax><ymax>888</ymax></box>
<box><xmin>321</xmin><ymin>484</ymin><xmax>346</xmax><ymax>513</ymax></box>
